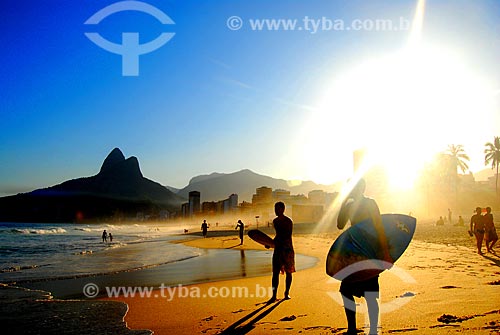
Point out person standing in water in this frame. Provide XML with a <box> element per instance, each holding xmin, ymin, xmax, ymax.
<box><xmin>102</xmin><ymin>230</ymin><xmax>108</xmax><ymax>243</ymax></box>
<box><xmin>484</xmin><ymin>207</ymin><xmax>498</xmax><ymax>253</ymax></box>
<box><xmin>337</xmin><ymin>178</ymin><xmax>390</xmax><ymax>335</ymax></box>
<box><xmin>109</xmin><ymin>233</ymin><xmax>113</xmax><ymax>243</ymax></box>
<box><xmin>201</xmin><ymin>220</ymin><xmax>209</xmax><ymax>238</ymax></box>
<box><xmin>269</xmin><ymin>201</ymin><xmax>295</xmax><ymax>303</ymax></box>
<box><xmin>235</xmin><ymin>220</ymin><xmax>245</xmax><ymax>245</ymax></box>
<box><xmin>470</xmin><ymin>207</ymin><xmax>485</xmax><ymax>254</ymax></box>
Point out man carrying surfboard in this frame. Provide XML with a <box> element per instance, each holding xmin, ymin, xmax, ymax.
<box><xmin>337</xmin><ymin>178</ymin><xmax>390</xmax><ymax>335</ymax></box>
<box><xmin>269</xmin><ymin>201</ymin><xmax>295</xmax><ymax>303</ymax></box>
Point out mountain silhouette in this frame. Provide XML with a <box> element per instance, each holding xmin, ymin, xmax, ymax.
<box><xmin>0</xmin><ymin>148</ymin><xmax>185</xmax><ymax>222</ymax></box>
<box><xmin>178</xmin><ymin>169</ymin><xmax>337</xmax><ymax>202</ymax></box>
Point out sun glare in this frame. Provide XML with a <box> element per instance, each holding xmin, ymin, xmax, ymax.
<box><xmin>301</xmin><ymin>43</ymin><xmax>494</xmax><ymax>189</ymax></box>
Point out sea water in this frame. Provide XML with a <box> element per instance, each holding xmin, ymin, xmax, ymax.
<box><xmin>0</xmin><ymin>222</ymin><xmax>200</xmax><ymax>283</ymax></box>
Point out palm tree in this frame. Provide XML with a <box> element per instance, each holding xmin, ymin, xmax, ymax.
<box><xmin>444</xmin><ymin>144</ymin><xmax>470</xmax><ymax>209</ymax></box>
<box><xmin>445</xmin><ymin>144</ymin><xmax>470</xmax><ymax>175</ymax></box>
<box><xmin>484</xmin><ymin>136</ymin><xmax>500</xmax><ymax>195</ymax></box>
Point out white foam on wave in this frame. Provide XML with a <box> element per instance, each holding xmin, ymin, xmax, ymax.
<box><xmin>11</xmin><ymin>228</ymin><xmax>67</xmax><ymax>235</ymax></box>
<box><xmin>104</xmin><ymin>242</ymin><xmax>127</xmax><ymax>250</ymax></box>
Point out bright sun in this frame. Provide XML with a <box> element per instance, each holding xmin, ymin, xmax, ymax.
<box><xmin>300</xmin><ymin>44</ymin><xmax>494</xmax><ymax>188</ymax></box>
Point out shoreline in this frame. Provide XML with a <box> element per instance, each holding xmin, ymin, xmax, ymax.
<box><xmin>104</xmin><ymin>226</ymin><xmax>500</xmax><ymax>334</ymax></box>
<box><xmin>3</xmin><ymin>222</ymin><xmax>500</xmax><ymax>334</ymax></box>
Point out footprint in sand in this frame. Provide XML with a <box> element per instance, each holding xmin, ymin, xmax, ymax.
<box><xmin>279</xmin><ymin>314</ymin><xmax>307</xmax><ymax>322</ymax></box>
<box><xmin>231</xmin><ymin>308</ymin><xmax>246</xmax><ymax>314</ymax></box>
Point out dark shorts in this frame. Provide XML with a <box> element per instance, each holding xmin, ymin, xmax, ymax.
<box><xmin>272</xmin><ymin>247</ymin><xmax>295</xmax><ymax>274</ymax></box>
<box><xmin>340</xmin><ymin>276</ymin><xmax>379</xmax><ymax>298</ymax></box>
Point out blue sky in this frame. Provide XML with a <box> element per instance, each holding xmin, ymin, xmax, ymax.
<box><xmin>1</xmin><ymin>0</ymin><xmax>499</xmax><ymax>196</ymax></box>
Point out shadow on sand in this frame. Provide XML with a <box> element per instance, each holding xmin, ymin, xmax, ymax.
<box><xmin>481</xmin><ymin>252</ymin><xmax>500</xmax><ymax>267</ymax></box>
<box><xmin>218</xmin><ymin>300</ymin><xmax>285</xmax><ymax>334</ymax></box>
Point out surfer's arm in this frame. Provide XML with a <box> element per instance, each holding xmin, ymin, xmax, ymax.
<box><xmin>371</xmin><ymin>201</ymin><xmax>391</xmax><ymax>262</ymax></box>
<box><xmin>337</xmin><ymin>201</ymin><xmax>351</xmax><ymax>229</ymax></box>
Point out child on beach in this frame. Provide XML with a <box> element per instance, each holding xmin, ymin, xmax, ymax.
<box><xmin>269</xmin><ymin>201</ymin><xmax>295</xmax><ymax>303</ymax></box>
<box><xmin>470</xmin><ymin>207</ymin><xmax>485</xmax><ymax>254</ymax></box>
<box><xmin>484</xmin><ymin>207</ymin><xmax>498</xmax><ymax>253</ymax></box>
<box><xmin>337</xmin><ymin>178</ymin><xmax>390</xmax><ymax>335</ymax></box>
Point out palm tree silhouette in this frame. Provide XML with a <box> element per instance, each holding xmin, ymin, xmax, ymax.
<box><xmin>445</xmin><ymin>144</ymin><xmax>470</xmax><ymax>175</ymax></box>
<box><xmin>484</xmin><ymin>136</ymin><xmax>500</xmax><ymax>195</ymax></box>
<box><xmin>444</xmin><ymin>144</ymin><xmax>470</xmax><ymax>208</ymax></box>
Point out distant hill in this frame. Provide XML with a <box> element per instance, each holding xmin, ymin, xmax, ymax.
<box><xmin>0</xmin><ymin>148</ymin><xmax>185</xmax><ymax>222</ymax></box>
<box><xmin>177</xmin><ymin>169</ymin><xmax>338</xmax><ymax>202</ymax></box>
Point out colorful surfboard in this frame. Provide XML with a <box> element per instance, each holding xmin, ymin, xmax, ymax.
<box><xmin>326</xmin><ymin>214</ymin><xmax>416</xmax><ymax>282</ymax></box>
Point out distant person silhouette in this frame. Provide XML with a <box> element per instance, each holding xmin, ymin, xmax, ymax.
<box><xmin>102</xmin><ymin>230</ymin><xmax>108</xmax><ymax>243</ymax></box>
<box><xmin>337</xmin><ymin>178</ymin><xmax>390</xmax><ymax>335</ymax></box>
<box><xmin>109</xmin><ymin>233</ymin><xmax>113</xmax><ymax>243</ymax></box>
<box><xmin>484</xmin><ymin>207</ymin><xmax>498</xmax><ymax>253</ymax></box>
<box><xmin>269</xmin><ymin>201</ymin><xmax>295</xmax><ymax>303</ymax></box>
<box><xmin>235</xmin><ymin>220</ymin><xmax>245</xmax><ymax>245</ymax></box>
<box><xmin>201</xmin><ymin>220</ymin><xmax>208</xmax><ymax>238</ymax></box>
<box><xmin>470</xmin><ymin>207</ymin><xmax>485</xmax><ymax>254</ymax></box>
<box><xmin>456</xmin><ymin>215</ymin><xmax>465</xmax><ymax>226</ymax></box>
<box><xmin>448</xmin><ymin>208</ymin><xmax>452</xmax><ymax>225</ymax></box>
<box><xmin>436</xmin><ymin>216</ymin><xmax>444</xmax><ymax>226</ymax></box>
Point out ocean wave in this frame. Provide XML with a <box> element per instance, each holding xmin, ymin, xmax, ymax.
<box><xmin>1</xmin><ymin>264</ymin><xmax>41</xmax><ymax>273</ymax></box>
<box><xmin>104</xmin><ymin>242</ymin><xmax>127</xmax><ymax>250</ymax></box>
<box><xmin>75</xmin><ymin>250</ymin><xmax>93</xmax><ymax>255</ymax></box>
<box><xmin>10</xmin><ymin>228</ymin><xmax>67</xmax><ymax>235</ymax></box>
<box><xmin>73</xmin><ymin>227</ymin><xmax>93</xmax><ymax>232</ymax></box>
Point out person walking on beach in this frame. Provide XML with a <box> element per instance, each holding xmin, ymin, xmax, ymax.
<box><xmin>102</xmin><ymin>230</ymin><xmax>108</xmax><ymax>243</ymax></box>
<box><xmin>269</xmin><ymin>201</ymin><xmax>295</xmax><ymax>303</ymax></box>
<box><xmin>337</xmin><ymin>178</ymin><xmax>390</xmax><ymax>335</ymax></box>
<box><xmin>484</xmin><ymin>207</ymin><xmax>498</xmax><ymax>253</ymax></box>
<box><xmin>235</xmin><ymin>220</ymin><xmax>245</xmax><ymax>245</ymax></box>
<box><xmin>201</xmin><ymin>220</ymin><xmax>209</xmax><ymax>238</ymax></box>
<box><xmin>470</xmin><ymin>207</ymin><xmax>485</xmax><ymax>254</ymax></box>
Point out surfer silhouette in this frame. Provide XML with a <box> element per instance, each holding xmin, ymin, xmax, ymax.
<box><xmin>269</xmin><ymin>201</ymin><xmax>295</xmax><ymax>303</ymax></box>
<box><xmin>235</xmin><ymin>220</ymin><xmax>245</xmax><ymax>245</ymax></box>
<box><xmin>337</xmin><ymin>178</ymin><xmax>390</xmax><ymax>335</ymax></box>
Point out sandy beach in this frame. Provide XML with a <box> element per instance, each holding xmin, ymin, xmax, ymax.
<box><xmin>104</xmin><ymin>224</ymin><xmax>500</xmax><ymax>334</ymax></box>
